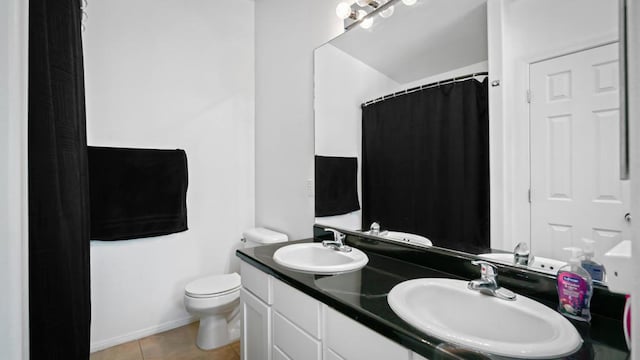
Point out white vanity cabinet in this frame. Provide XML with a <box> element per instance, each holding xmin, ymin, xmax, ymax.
<box><xmin>240</xmin><ymin>261</ymin><xmax>322</xmax><ymax>360</ymax></box>
<box><xmin>240</xmin><ymin>260</ymin><xmax>430</xmax><ymax>360</ymax></box>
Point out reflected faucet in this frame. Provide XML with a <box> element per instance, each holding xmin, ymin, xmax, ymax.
<box><xmin>322</xmin><ymin>228</ymin><xmax>352</xmax><ymax>252</ymax></box>
<box><xmin>370</xmin><ymin>222</ymin><xmax>381</xmax><ymax>235</ymax></box>
<box><xmin>367</xmin><ymin>222</ymin><xmax>388</xmax><ymax>236</ymax></box>
<box><xmin>468</xmin><ymin>260</ymin><xmax>516</xmax><ymax>301</ymax></box>
<box><xmin>514</xmin><ymin>242</ymin><xmax>533</xmax><ymax>266</ymax></box>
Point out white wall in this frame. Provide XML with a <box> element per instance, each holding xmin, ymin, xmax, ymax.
<box><xmin>315</xmin><ymin>45</ymin><xmax>399</xmax><ymax>160</ymax></box>
<box><xmin>492</xmin><ymin>0</ymin><xmax>618</xmax><ymax>250</ymax></box>
<box><xmin>255</xmin><ymin>0</ymin><xmax>344</xmax><ymax>240</ymax></box>
<box><xmin>83</xmin><ymin>0</ymin><xmax>255</xmax><ymax>351</ymax></box>
<box><xmin>314</xmin><ymin>44</ymin><xmax>399</xmax><ymax>230</ymax></box>
<box><xmin>0</xmin><ymin>0</ymin><xmax>28</xmax><ymax>358</ymax></box>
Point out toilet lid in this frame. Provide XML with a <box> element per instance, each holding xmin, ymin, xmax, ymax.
<box><xmin>185</xmin><ymin>272</ymin><xmax>241</xmax><ymax>298</ymax></box>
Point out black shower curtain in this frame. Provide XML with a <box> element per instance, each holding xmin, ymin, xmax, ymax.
<box><xmin>29</xmin><ymin>0</ymin><xmax>91</xmax><ymax>358</ymax></box>
<box><xmin>362</xmin><ymin>79</ymin><xmax>489</xmax><ymax>251</ymax></box>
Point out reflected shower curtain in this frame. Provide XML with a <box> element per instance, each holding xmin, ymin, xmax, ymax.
<box><xmin>29</xmin><ymin>0</ymin><xmax>91</xmax><ymax>358</ymax></box>
<box><xmin>362</xmin><ymin>79</ymin><xmax>489</xmax><ymax>252</ymax></box>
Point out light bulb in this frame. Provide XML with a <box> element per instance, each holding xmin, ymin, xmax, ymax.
<box><xmin>402</xmin><ymin>0</ymin><xmax>417</xmax><ymax>5</ymax></box>
<box><xmin>360</xmin><ymin>15</ymin><xmax>374</xmax><ymax>29</ymax></box>
<box><xmin>380</xmin><ymin>5</ymin><xmax>394</xmax><ymax>17</ymax></box>
<box><xmin>336</xmin><ymin>2</ymin><xmax>353</xmax><ymax>19</ymax></box>
<box><xmin>356</xmin><ymin>0</ymin><xmax>370</xmax><ymax>6</ymax></box>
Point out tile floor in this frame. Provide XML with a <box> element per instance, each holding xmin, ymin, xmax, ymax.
<box><xmin>90</xmin><ymin>323</ymin><xmax>240</xmax><ymax>360</ymax></box>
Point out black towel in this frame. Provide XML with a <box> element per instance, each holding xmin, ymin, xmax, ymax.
<box><xmin>88</xmin><ymin>146</ymin><xmax>188</xmax><ymax>240</ymax></box>
<box><xmin>315</xmin><ymin>155</ymin><xmax>360</xmax><ymax>217</ymax></box>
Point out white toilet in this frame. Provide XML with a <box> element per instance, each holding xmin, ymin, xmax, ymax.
<box><xmin>184</xmin><ymin>227</ymin><xmax>288</xmax><ymax>350</ymax></box>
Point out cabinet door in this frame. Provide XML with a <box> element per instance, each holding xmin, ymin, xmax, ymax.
<box><xmin>241</xmin><ymin>288</ymin><xmax>271</xmax><ymax>360</ymax></box>
<box><xmin>324</xmin><ymin>306</ymin><xmax>411</xmax><ymax>360</ymax></box>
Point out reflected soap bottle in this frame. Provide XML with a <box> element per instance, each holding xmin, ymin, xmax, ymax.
<box><xmin>580</xmin><ymin>238</ymin><xmax>606</xmax><ymax>283</ymax></box>
<box><xmin>557</xmin><ymin>247</ymin><xmax>593</xmax><ymax>322</ymax></box>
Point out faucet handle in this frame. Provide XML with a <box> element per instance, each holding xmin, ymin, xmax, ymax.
<box><xmin>471</xmin><ymin>260</ymin><xmax>497</xmax><ymax>280</ymax></box>
<box><xmin>324</xmin><ymin>228</ymin><xmax>345</xmax><ymax>242</ymax></box>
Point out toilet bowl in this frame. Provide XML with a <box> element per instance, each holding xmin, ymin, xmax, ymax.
<box><xmin>184</xmin><ymin>228</ymin><xmax>288</xmax><ymax>350</ymax></box>
<box><xmin>184</xmin><ymin>273</ymin><xmax>242</xmax><ymax>350</ymax></box>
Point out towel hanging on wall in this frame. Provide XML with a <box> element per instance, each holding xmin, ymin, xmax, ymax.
<box><xmin>315</xmin><ymin>155</ymin><xmax>360</xmax><ymax>217</ymax></box>
<box><xmin>88</xmin><ymin>146</ymin><xmax>189</xmax><ymax>240</ymax></box>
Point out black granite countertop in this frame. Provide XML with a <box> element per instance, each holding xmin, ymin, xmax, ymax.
<box><xmin>236</xmin><ymin>234</ymin><xmax>630</xmax><ymax>360</ymax></box>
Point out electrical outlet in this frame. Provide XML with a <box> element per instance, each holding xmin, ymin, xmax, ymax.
<box><xmin>306</xmin><ymin>179</ymin><xmax>314</xmax><ymax>197</ymax></box>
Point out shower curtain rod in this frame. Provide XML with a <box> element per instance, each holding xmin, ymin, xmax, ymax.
<box><xmin>361</xmin><ymin>71</ymin><xmax>488</xmax><ymax>108</ymax></box>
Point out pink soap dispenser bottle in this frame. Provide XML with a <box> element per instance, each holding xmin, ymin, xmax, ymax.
<box><xmin>556</xmin><ymin>247</ymin><xmax>593</xmax><ymax>322</ymax></box>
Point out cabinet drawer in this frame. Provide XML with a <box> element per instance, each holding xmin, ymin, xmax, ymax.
<box><xmin>241</xmin><ymin>261</ymin><xmax>272</xmax><ymax>304</ymax></box>
<box><xmin>273</xmin><ymin>311</ymin><xmax>321</xmax><ymax>360</ymax></box>
<box><xmin>272</xmin><ymin>279</ymin><xmax>322</xmax><ymax>338</ymax></box>
<box><xmin>324</xmin><ymin>306</ymin><xmax>410</xmax><ymax>360</ymax></box>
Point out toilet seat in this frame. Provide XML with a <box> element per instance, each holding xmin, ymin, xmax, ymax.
<box><xmin>185</xmin><ymin>273</ymin><xmax>241</xmax><ymax>298</ymax></box>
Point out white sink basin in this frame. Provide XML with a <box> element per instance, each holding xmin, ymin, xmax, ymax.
<box><xmin>273</xmin><ymin>243</ymin><xmax>368</xmax><ymax>274</ymax></box>
<box><xmin>380</xmin><ymin>231</ymin><xmax>433</xmax><ymax>247</ymax></box>
<box><xmin>477</xmin><ymin>253</ymin><xmax>566</xmax><ymax>275</ymax></box>
<box><xmin>388</xmin><ymin>278</ymin><xmax>582</xmax><ymax>358</ymax></box>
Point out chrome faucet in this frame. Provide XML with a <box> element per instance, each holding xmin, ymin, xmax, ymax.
<box><xmin>322</xmin><ymin>228</ymin><xmax>352</xmax><ymax>252</ymax></box>
<box><xmin>513</xmin><ymin>242</ymin><xmax>533</xmax><ymax>266</ymax></box>
<box><xmin>468</xmin><ymin>260</ymin><xmax>516</xmax><ymax>301</ymax></box>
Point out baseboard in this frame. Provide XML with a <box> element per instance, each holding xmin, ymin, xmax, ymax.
<box><xmin>90</xmin><ymin>316</ymin><xmax>196</xmax><ymax>353</ymax></box>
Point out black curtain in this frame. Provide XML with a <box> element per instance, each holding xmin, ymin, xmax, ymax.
<box><xmin>29</xmin><ymin>0</ymin><xmax>91</xmax><ymax>358</ymax></box>
<box><xmin>362</xmin><ymin>79</ymin><xmax>489</xmax><ymax>251</ymax></box>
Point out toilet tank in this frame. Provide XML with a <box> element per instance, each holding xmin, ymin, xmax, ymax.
<box><xmin>243</xmin><ymin>227</ymin><xmax>288</xmax><ymax>248</ymax></box>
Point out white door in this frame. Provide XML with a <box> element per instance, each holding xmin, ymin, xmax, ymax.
<box><xmin>530</xmin><ymin>42</ymin><xmax>630</xmax><ymax>261</ymax></box>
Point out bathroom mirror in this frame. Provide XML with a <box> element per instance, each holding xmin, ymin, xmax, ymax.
<box><xmin>313</xmin><ymin>0</ymin><xmax>628</xmax><ymax>277</ymax></box>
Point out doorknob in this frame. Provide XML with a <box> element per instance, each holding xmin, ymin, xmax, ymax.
<box><xmin>625</xmin><ymin>213</ymin><xmax>632</xmax><ymax>223</ymax></box>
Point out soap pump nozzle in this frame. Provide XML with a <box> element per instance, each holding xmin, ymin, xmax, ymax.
<box><xmin>581</xmin><ymin>238</ymin><xmax>596</xmax><ymax>260</ymax></box>
<box><xmin>580</xmin><ymin>238</ymin><xmax>606</xmax><ymax>283</ymax></box>
<box><xmin>563</xmin><ymin>247</ymin><xmax>584</xmax><ymax>264</ymax></box>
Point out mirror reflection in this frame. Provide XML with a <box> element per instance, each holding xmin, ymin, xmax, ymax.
<box><xmin>313</xmin><ymin>0</ymin><xmax>627</xmax><ymax>279</ymax></box>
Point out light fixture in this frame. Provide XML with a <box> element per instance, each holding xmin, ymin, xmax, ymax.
<box><xmin>359</xmin><ymin>10</ymin><xmax>374</xmax><ymax>29</ymax></box>
<box><xmin>356</xmin><ymin>0</ymin><xmax>380</xmax><ymax>8</ymax></box>
<box><xmin>335</xmin><ymin>0</ymin><xmax>388</xmax><ymax>29</ymax></box>
<box><xmin>402</xmin><ymin>0</ymin><xmax>417</xmax><ymax>6</ymax></box>
<box><xmin>380</xmin><ymin>4</ymin><xmax>394</xmax><ymax>18</ymax></box>
<box><xmin>336</xmin><ymin>2</ymin><xmax>356</xmax><ymax>19</ymax></box>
